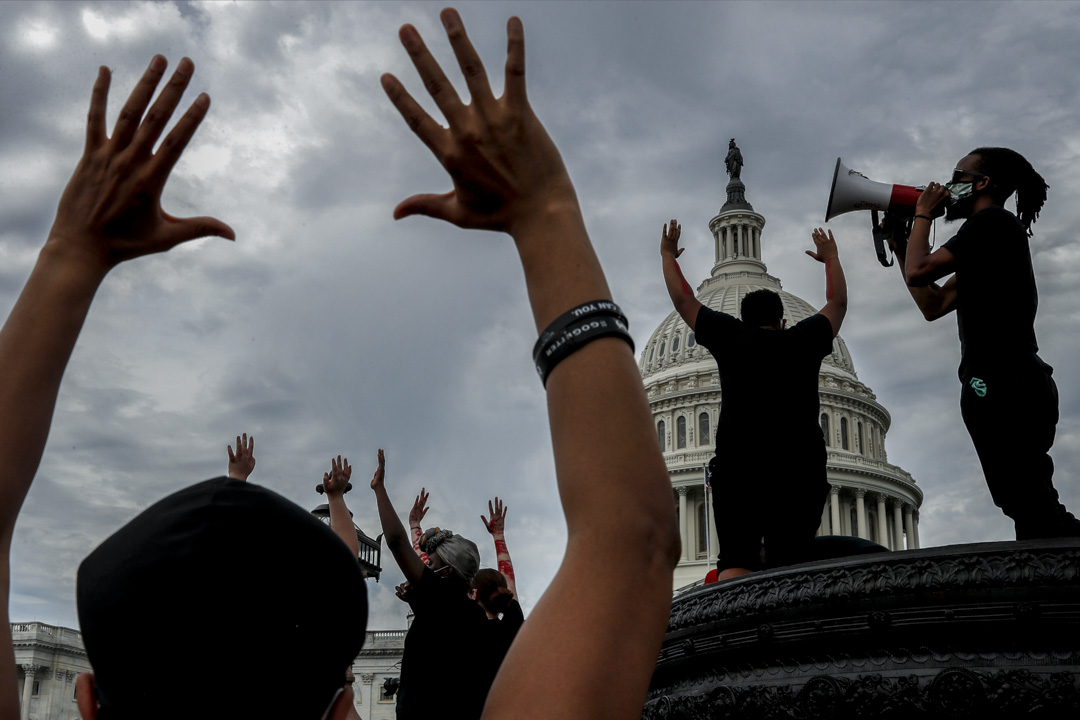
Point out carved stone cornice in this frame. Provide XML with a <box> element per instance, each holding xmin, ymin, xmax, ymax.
<box><xmin>649</xmin><ymin>539</ymin><xmax>1080</xmax><ymax>718</ymax></box>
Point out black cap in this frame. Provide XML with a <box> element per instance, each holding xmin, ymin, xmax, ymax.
<box><xmin>77</xmin><ymin>477</ymin><xmax>367</xmax><ymax>719</ymax></box>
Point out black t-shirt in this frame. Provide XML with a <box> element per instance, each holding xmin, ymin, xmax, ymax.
<box><xmin>480</xmin><ymin>598</ymin><xmax>525</xmax><ymax>685</ymax></box>
<box><xmin>695</xmin><ymin>306</ymin><xmax>834</xmax><ymax>450</ymax></box>
<box><xmin>397</xmin><ymin>567</ymin><xmax>492</xmax><ymax>720</ymax></box>
<box><xmin>941</xmin><ymin>206</ymin><xmax>1040</xmax><ymax>379</ymax></box>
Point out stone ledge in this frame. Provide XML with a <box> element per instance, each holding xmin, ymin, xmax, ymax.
<box><xmin>647</xmin><ymin>538</ymin><xmax>1080</xmax><ymax>718</ymax></box>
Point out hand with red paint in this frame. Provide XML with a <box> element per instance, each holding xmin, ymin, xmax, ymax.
<box><xmin>227</xmin><ymin>433</ymin><xmax>255</xmax><ymax>481</ymax></box>
<box><xmin>481</xmin><ymin>496</ymin><xmax>508</xmax><ymax>536</ymax></box>
<box><xmin>409</xmin><ymin>488</ymin><xmax>430</xmax><ymax>528</ymax></box>
<box><xmin>659</xmin><ymin>218</ymin><xmax>684</xmax><ymax>259</ymax></box>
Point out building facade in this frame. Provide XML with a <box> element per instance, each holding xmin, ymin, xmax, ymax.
<box><xmin>639</xmin><ymin>149</ymin><xmax>923</xmax><ymax>591</ymax></box>
<box><xmin>11</xmin><ymin>622</ymin><xmax>90</xmax><ymax>720</ymax></box>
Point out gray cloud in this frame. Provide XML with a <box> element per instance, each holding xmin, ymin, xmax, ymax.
<box><xmin>4</xmin><ymin>0</ymin><xmax>1080</xmax><ymax>634</ymax></box>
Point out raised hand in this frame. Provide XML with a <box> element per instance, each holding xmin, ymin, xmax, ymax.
<box><xmin>381</xmin><ymin>9</ymin><xmax>575</xmax><ymax>237</ymax></box>
<box><xmin>481</xmin><ymin>496</ymin><xmax>508</xmax><ymax>536</ymax></box>
<box><xmin>323</xmin><ymin>455</ymin><xmax>352</xmax><ymax>497</ymax></box>
<box><xmin>49</xmin><ymin>56</ymin><xmax>234</xmax><ymax>273</ymax></box>
<box><xmin>806</xmin><ymin>228</ymin><xmax>839</xmax><ymax>263</ymax></box>
<box><xmin>660</xmin><ymin>219</ymin><xmax>683</xmax><ymax>259</ymax></box>
<box><xmin>369</xmin><ymin>449</ymin><xmax>386</xmax><ymax>491</ymax></box>
<box><xmin>409</xmin><ymin>488</ymin><xmax>430</xmax><ymax>527</ymax></box>
<box><xmin>226</xmin><ymin>433</ymin><xmax>255</xmax><ymax>481</ymax></box>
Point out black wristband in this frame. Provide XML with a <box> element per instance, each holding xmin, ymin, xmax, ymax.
<box><xmin>533</xmin><ymin>303</ymin><xmax>634</xmax><ymax>388</ymax></box>
<box><xmin>532</xmin><ymin>299</ymin><xmax>628</xmax><ymax>362</ymax></box>
<box><xmin>914</xmin><ymin>214</ymin><xmax>933</xmax><ymax>222</ymax></box>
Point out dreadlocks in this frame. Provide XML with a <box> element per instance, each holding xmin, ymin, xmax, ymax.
<box><xmin>969</xmin><ymin>147</ymin><xmax>1048</xmax><ymax>236</ymax></box>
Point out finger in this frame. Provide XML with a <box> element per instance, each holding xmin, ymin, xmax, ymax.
<box><xmin>227</xmin><ymin>445</ymin><xmax>235</xmax><ymax>462</ymax></box>
<box><xmin>503</xmin><ymin>16</ymin><xmax>527</xmax><ymax>107</ymax></box>
<box><xmin>148</xmin><ymin>92</ymin><xmax>213</xmax><ymax>185</ymax></box>
<box><xmin>324</xmin><ymin>472</ymin><xmax>331</xmax><ymax>482</ymax></box>
<box><xmin>85</xmin><ymin>66</ymin><xmax>111</xmax><ymax>153</ymax></box>
<box><xmin>676</xmin><ymin>248</ymin><xmax>685</xmax><ymax>258</ymax></box>
<box><xmin>249</xmin><ymin>435</ymin><xmax>254</xmax><ymax>452</ymax></box>
<box><xmin>131</xmin><ymin>57</ymin><xmax>194</xmax><ymax>156</ymax></box>
<box><xmin>112</xmin><ymin>55</ymin><xmax>168</xmax><ymax>149</ymax></box>
<box><xmin>398</xmin><ymin>23</ymin><xmax>464</xmax><ymax>122</ymax></box>
<box><xmin>393</xmin><ymin>191</ymin><xmax>467</xmax><ymax>225</ymax></box>
<box><xmin>381</xmin><ymin>73</ymin><xmax>448</xmax><ymax>159</ymax></box>
<box><xmin>242</xmin><ymin>432</ymin><xmax>248</xmax><ymax>449</ymax></box>
<box><xmin>440</xmin><ymin>9</ymin><xmax>496</xmax><ymax>110</ymax></box>
<box><xmin>827</xmin><ymin>230</ymin><xmax>836</xmax><ymax>242</ymax></box>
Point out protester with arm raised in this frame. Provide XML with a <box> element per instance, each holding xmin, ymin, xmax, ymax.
<box><xmin>660</xmin><ymin>219</ymin><xmax>704</xmax><ymax>330</ymax></box>
<box><xmin>382</xmin><ymin>10</ymin><xmax>679</xmax><ymax>719</ymax></box>
<box><xmin>324</xmin><ymin>455</ymin><xmax>360</xmax><ymax>558</ymax></box>
<box><xmin>0</xmin><ymin>56</ymin><xmax>233</xmax><ymax>718</ymax></box>
<box><xmin>806</xmin><ymin>228</ymin><xmax>848</xmax><ymax>337</ymax></box>
<box><xmin>480</xmin><ymin>496</ymin><xmax>516</xmax><ymax>600</ymax></box>
<box><xmin>409</xmin><ymin>488</ymin><xmax>430</xmax><ymax>565</ymax></box>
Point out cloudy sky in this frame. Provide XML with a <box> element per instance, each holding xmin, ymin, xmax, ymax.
<box><xmin>4</xmin><ymin>0</ymin><xmax>1079</xmax><ymax>634</ymax></box>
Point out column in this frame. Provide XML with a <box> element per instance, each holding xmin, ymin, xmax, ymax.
<box><xmin>840</xmin><ymin>497</ymin><xmax>851</xmax><ymax>536</ymax></box>
<box><xmin>677</xmin><ymin>487</ymin><xmax>689</xmax><ymax>562</ymax></box>
<box><xmin>829</xmin><ymin>486</ymin><xmax>841</xmax><ymax>537</ymax></box>
<box><xmin>904</xmin><ymin>505</ymin><xmax>916</xmax><ymax>549</ymax></box>
<box><xmin>876</xmin><ymin>494</ymin><xmax>888</xmax><ymax>548</ymax></box>
<box><xmin>818</xmin><ymin>503</ymin><xmax>830</xmax><ymax>536</ymax></box>
<box><xmin>360</xmin><ymin>673</ymin><xmax>375</xmax><ymax>720</ymax></box>
<box><xmin>911</xmin><ymin>510</ymin><xmax>921</xmax><ymax>549</ymax></box>
<box><xmin>893</xmin><ymin>500</ymin><xmax>904</xmax><ymax>550</ymax></box>
<box><xmin>855</xmin><ymin>489</ymin><xmax>869</xmax><ymax>540</ymax></box>
<box><xmin>20</xmin><ymin>665</ymin><xmax>41</xmax><ymax>720</ymax></box>
<box><xmin>707</xmin><ymin>492</ymin><xmax>719</xmax><ymax>561</ymax></box>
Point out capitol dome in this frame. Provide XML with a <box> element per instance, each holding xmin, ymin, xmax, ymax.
<box><xmin>641</xmin><ymin>146</ymin><xmax>923</xmax><ymax>592</ymax></box>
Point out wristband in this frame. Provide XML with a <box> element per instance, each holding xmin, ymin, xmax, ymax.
<box><xmin>533</xmin><ymin>303</ymin><xmax>634</xmax><ymax>387</ymax></box>
<box><xmin>914</xmin><ymin>214</ymin><xmax>933</xmax><ymax>222</ymax></box>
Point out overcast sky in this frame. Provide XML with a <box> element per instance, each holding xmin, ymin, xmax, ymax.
<box><xmin>4</xmin><ymin>0</ymin><xmax>1079</xmax><ymax>635</ymax></box>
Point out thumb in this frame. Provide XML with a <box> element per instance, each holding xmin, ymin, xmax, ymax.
<box><xmin>160</xmin><ymin>214</ymin><xmax>236</xmax><ymax>246</ymax></box>
<box><xmin>393</xmin><ymin>191</ymin><xmax>464</xmax><ymax>224</ymax></box>
<box><xmin>676</xmin><ymin>248</ymin><xmax>685</xmax><ymax>258</ymax></box>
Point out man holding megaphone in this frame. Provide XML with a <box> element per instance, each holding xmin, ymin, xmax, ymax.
<box><xmin>881</xmin><ymin>147</ymin><xmax>1079</xmax><ymax>540</ymax></box>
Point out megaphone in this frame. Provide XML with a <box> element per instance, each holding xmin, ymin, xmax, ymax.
<box><xmin>825</xmin><ymin>158</ymin><xmax>924</xmax><ymax>221</ymax></box>
<box><xmin>825</xmin><ymin>158</ymin><xmax>925</xmax><ymax>267</ymax></box>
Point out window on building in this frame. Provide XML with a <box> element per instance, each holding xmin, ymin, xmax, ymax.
<box><xmin>380</xmin><ymin>677</ymin><xmax>400</xmax><ymax>702</ymax></box>
<box><xmin>688</xmin><ymin>332</ymin><xmax>696</xmax><ymax>348</ymax></box>
<box><xmin>657</xmin><ymin>420</ymin><xmax>666</xmax><ymax>451</ymax></box>
<box><xmin>840</xmin><ymin>417</ymin><xmax>849</xmax><ymax>450</ymax></box>
<box><xmin>672</xmin><ymin>334</ymin><xmax>680</xmax><ymax>353</ymax></box>
<box><xmin>698</xmin><ymin>412</ymin><xmax>710</xmax><ymax>446</ymax></box>
<box><xmin>850</xmin><ymin>507</ymin><xmax>858</xmax><ymax>538</ymax></box>
<box><xmin>857</xmin><ymin>421</ymin><xmax>864</xmax><ymax>455</ymax></box>
<box><xmin>658</xmin><ymin>340</ymin><xmax>666</xmax><ymax>358</ymax></box>
<box><xmin>647</xmin><ymin>344</ymin><xmax>654</xmax><ymax>364</ymax></box>
<box><xmin>676</xmin><ymin>417</ymin><xmax>687</xmax><ymax>449</ymax></box>
<box><xmin>820</xmin><ymin>413</ymin><xmax>830</xmax><ymax>446</ymax></box>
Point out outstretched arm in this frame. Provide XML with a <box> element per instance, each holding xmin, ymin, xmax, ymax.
<box><xmin>227</xmin><ymin>433</ymin><xmax>256</xmax><ymax>481</ymax></box>
<box><xmin>807</xmin><ymin>228</ymin><xmax>847</xmax><ymax>337</ymax></box>
<box><xmin>0</xmin><ymin>56</ymin><xmax>233</xmax><ymax>719</ymax></box>
<box><xmin>370</xmin><ymin>450</ymin><xmax>426</xmax><ymax>584</ymax></box>
<box><xmin>660</xmin><ymin>219</ymin><xmax>703</xmax><ymax>330</ymax></box>
<box><xmin>408</xmin><ymin>488</ymin><xmax>430</xmax><ymax>564</ymax></box>
<box><xmin>481</xmin><ymin>497</ymin><xmax>516</xmax><ymax>599</ymax></box>
<box><xmin>880</xmin><ymin>213</ymin><xmax>957</xmax><ymax>321</ymax></box>
<box><xmin>383</xmin><ymin>11</ymin><xmax>679</xmax><ymax>720</ymax></box>
<box><xmin>323</xmin><ymin>455</ymin><xmax>360</xmax><ymax>558</ymax></box>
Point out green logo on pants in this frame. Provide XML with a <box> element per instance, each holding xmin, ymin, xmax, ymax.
<box><xmin>970</xmin><ymin>377</ymin><xmax>987</xmax><ymax>397</ymax></box>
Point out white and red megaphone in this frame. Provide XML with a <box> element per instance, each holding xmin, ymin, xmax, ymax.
<box><xmin>825</xmin><ymin>158</ymin><xmax>924</xmax><ymax>221</ymax></box>
<box><xmin>825</xmin><ymin>158</ymin><xmax>926</xmax><ymax>266</ymax></box>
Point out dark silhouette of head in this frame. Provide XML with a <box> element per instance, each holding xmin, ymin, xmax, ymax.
<box><xmin>969</xmin><ymin>147</ymin><xmax>1048</xmax><ymax>236</ymax></box>
<box><xmin>471</xmin><ymin>568</ymin><xmax>514</xmax><ymax>616</ymax></box>
<box><xmin>740</xmin><ymin>289</ymin><xmax>784</xmax><ymax>328</ymax></box>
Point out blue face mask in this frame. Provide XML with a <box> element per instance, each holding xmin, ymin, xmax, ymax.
<box><xmin>944</xmin><ymin>181</ymin><xmax>973</xmax><ymax>205</ymax></box>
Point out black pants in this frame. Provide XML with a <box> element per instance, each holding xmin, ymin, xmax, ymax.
<box><xmin>960</xmin><ymin>363</ymin><xmax>1077</xmax><ymax>539</ymax></box>
<box><xmin>710</xmin><ymin>441</ymin><xmax>829</xmax><ymax>572</ymax></box>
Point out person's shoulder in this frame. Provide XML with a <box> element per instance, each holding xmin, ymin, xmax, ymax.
<box><xmin>790</xmin><ymin>313</ymin><xmax>831</xmax><ymax>335</ymax></box>
<box><xmin>696</xmin><ymin>305</ymin><xmax>738</xmax><ymax>333</ymax></box>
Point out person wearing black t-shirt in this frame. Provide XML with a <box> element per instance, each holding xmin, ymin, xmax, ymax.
<box><xmin>889</xmin><ymin>147</ymin><xmax>1080</xmax><ymax>540</ymax></box>
<box><xmin>660</xmin><ymin>221</ymin><xmax>848</xmax><ymax>580</ymax></box>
